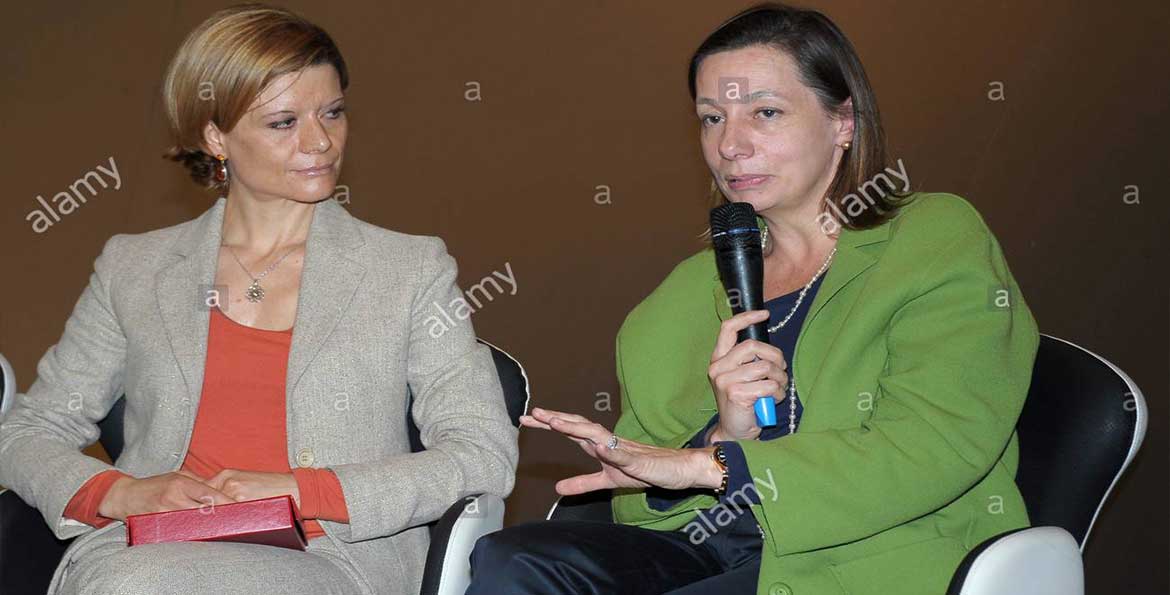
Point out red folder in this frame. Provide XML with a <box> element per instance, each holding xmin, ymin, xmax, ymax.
<box><xmin>126</xmin><ymin>494</ymin><xmax>307</xmax><ymax>550</ymax></box>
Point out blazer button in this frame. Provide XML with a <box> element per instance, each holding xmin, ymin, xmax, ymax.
<box><xmin>296</xmin><ymin>448</ymin><xmax>315</xmax><ymax>467</ymax></box>
<box><xmin>768</xmin><ymin>583</ymin><xmax>793</xmax><ymax>595</ymax></box>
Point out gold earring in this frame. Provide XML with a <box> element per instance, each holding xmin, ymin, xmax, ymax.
<box><xmin>214</xmin><ymin>154</ymin><xmax>228</xmax><ymax>183</ymax></box>
<box><xmin>841</xmin><ymin>141</ymin><xmax>852</xmax><ymax>151</ymax></box>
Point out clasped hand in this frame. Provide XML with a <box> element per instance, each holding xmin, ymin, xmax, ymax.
<box><xmin>98</xmin><ymin>469</ymin><xmax>300</xmax><ymax>521</ymax></box>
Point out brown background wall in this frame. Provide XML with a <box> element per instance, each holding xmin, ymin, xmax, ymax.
<box><xmin>2</xmin><ymin>1</ymin><xmax>1166</xmax><ymax>592</ymax></box>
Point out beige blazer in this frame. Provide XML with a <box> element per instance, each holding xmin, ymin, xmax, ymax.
<box><xmin>0</xmin><ymin>197</ymin><xmax>519</xmax><ymax>595</ymax></box>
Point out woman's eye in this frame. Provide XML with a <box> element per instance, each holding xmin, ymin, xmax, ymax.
<box><xmin>327</xmin><ymin>106</ymin><xmax>346</xmax><ymax>118</ymax></box>
<box><xmin>757</xmin><ymin>108</ymin><xmax>780</xmax><ymax>119</ymax></box>
<box><xmin>270</xmin><ymin>118</ymin><xmax>295</xmax><ymax>129</ymax></box>
<box><xmin>701</xmin><ymin>114</ymin><xmax>722</xmax><ymax>126</ymax></box>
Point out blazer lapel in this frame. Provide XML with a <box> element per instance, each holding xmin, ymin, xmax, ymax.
<box><xmin>284</xmin><ymin>200</ymin><xmax>366</xmax><ymax>396</ymax></box>
<box><xmin>710</xmin><ymin>218</ymin><xmax>893</xmax><ymax>410</ymax></box>
<box><xmin>155</xmin><ymin>198</ymin><xmax>366</xmax><ymax>413</ymax></box>
<box><xmin>156</xmin><ymin>198</ymin><xmax>227</xmax><ymax>410</ymax></box>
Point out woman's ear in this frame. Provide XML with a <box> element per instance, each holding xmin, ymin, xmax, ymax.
<box><xmin>202</xmin><ymin>121</ymin><xmax>226</xmax><ymax>157</ymax></box>
<box><xmin>834</xmin><ymin>97</ymin><xmax>855</xmax><ymax>146</ymax></box>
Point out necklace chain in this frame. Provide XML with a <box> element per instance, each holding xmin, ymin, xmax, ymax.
<box><xmin>765</xmin><ymin>246</ymin><xmax>837</xmax><ymax>434</ymax></box>
<box><xmin>223</xmin><ymin>244</ymin><xmax>298</xmax><ymax>303</ymax></box>
<box><xmin>767</xmin><ymin>246</ymin><xmax>836</xmax><ymax>333</ymax></box>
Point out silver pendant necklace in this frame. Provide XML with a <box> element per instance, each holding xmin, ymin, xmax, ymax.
<box><xmin>766</xmin><ymin>246</ymin><xmax>837</xmax><ymax>434</ymax></box>
<box><xmin>224</xmin><ymin>244</ymin><xmax>298</xmax><ymax>303</ymax></box>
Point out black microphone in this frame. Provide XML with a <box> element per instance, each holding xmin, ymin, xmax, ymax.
<box><xmin>710</xmin><ymin>202</ymin><xmax>777</xmax><ymax>427</ymax></box>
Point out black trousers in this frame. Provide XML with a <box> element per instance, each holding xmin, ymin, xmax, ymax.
<box><xmin>466</xmin><ymin>513</ymin><xmax>763</xmax><ymax>594</ymax></box>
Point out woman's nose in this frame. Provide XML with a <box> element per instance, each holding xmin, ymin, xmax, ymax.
<box><xmin>718</xmin><ymin>120</ymin><xmax>753</xmax><ymax>161</ymax></box>
<box><xmin>299</xmin><ymin>117</ymin><xmax>333</xmax><ymax>153</ymax></box>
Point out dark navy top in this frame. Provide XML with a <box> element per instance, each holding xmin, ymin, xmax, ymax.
<box><xmin>645</xmin><ymin>271</ymin><xmax>827</xmax><ymax>537</ymax></box>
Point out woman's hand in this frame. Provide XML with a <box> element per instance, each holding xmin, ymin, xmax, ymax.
<box><xmin>197</xmin><ymin>469</ymin><xmax>301</xmax><ymax>508</ymax></box>
<box><xmin>521</xmin><ymin>408</ymin><xmax>722</xmax><ymax>495</ymax></box>
<box><xmin>97</xmin><ymin>472</ymin><xmax>236</xmax><ymax>521</ymax></box>
<box><xmin>96</xmin><ymin>469</ymin><xmax>301</xmax><ymax>521</ymax></box>
<box><xmin>707</xmin><ymin>310</ymin><xmax>790</xmax><ymax>443</ymax></box>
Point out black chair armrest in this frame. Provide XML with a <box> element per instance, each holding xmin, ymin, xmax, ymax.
<box><xmin>420</xmin><ymin>493</ymin><xmax>505</xmax><ymax>595</ymax></box>
<box><xmin>0</xmin><ymin>489</ymin><xmax>72</xmax><ymax>595</ymax></box>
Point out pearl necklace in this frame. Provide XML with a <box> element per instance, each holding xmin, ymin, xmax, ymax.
<box><xmin>766</xmin><ymin>246</ymin><xmax>837</xmax><ymax>434</ymax></box>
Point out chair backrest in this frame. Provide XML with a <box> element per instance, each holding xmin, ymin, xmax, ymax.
<box><xmin>1014</xmin><ymin>334</ymin><xmax>1146</xmax><ymax>550</ymax></box>
<box><xmin>97</xmin><ymin>338</ymin><xmax>530</xmax><ymax>462</ymax></box>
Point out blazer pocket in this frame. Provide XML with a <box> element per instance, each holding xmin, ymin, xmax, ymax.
<box><xmin>828</xmin><ymin>535</ymin><xmax>967</xmax><ymax>595</ymax></box>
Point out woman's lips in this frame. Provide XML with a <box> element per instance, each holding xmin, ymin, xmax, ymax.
<box><xmin>295</xmin><ymin>164</ymin><xmax>333</xmax><ymax>176</ymax></box>
<box><xmin>727</xmin><ymin>175</ymin><xmax>769</xmax><ymax>190</ymax></box>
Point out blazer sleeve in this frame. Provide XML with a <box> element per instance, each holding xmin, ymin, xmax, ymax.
<box><xmin>611</xmin><ymin>331</ymin><xmax>718</xmax><ymax>529</ymax></box>
<box><xmin>325</xmin><ymin>237</ymin><xmax>519</xmax><ymax>542</ymax></box>
<box><xmin>0</xmin><ymin>236</ymin><xmax>129</xmax><ymax>540</ymax></box>
<box><xmin>737</xmin><ymin>225</ymin><xmax>1040</xmax><ymax>557</ymax></box>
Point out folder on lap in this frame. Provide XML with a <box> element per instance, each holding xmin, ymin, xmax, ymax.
<box><xmin>126</xmin><ymin>494</ymin><xmax>307</xmax><ymax>551</ymax></box>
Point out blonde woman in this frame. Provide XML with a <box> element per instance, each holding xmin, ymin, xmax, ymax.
<box><xmin>0</xmin><ymin>5</ymin><xmax>517</xmax><ymax>594</ymax></box>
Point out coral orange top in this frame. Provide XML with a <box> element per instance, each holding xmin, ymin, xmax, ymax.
<box><xmin>65</xmin><ymin>306</ymin><xmax>348</xmax><ymax>541</ymax></box>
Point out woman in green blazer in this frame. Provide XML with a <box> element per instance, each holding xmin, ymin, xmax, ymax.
<box><xmin>469</xmin><ymin>4</ymin><xmax>1038</xmax><ymax>594</ymax></box>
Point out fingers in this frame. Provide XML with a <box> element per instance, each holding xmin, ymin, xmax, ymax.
<box><xmin>711</xmin><ymin>310</ymin><xmax>770</xmax><ymax>362</ymax></box>
<box><xmin>519</xmin><ymin>415</ymin><xmax>551</xmax><ymax>430</ymax></box>
<box><xmin>175</xmin><ymin>476</ymin><xmax>235</xmax><ymax>508</ymax></box>
<box><xmin>723</xmin><ymin>379</ymin><xmax>786</xmax><ymax>409</ymax></box>
<box><xmin>709</xmin><ymin>357</ymin><xmax>788</xmax><ymax>408</ymax></box>
<box><xmin>522</xmin><ymin>413</ymin><xmax>603</xmax><ymax>460</ymax></box>
<box><xmin>174</xmin><ymin>469</ymin><xmax>205</xmax><ymax>483</ymax></box>
<box><xmin>555</xmin><ymin>471</ymin><xmax>617</xmax><ymax>496</ymax></box>
<box><xmin>526</xmin><ymin>408</ymin><xmax>641</xmax><ymax>466</ymax></box>
<box><xmin>547</xmin><ymin>416</ymin><xmax>612</xmax><ymax>449</ymax></box>
<box><xmin>712</xmin><ymin>359</ymin><xmax>788</xmax><ymax>397</ymax></box>
<box><xmin>202</xmin><ymin>469</ymin><xmax>232</xmax><ymax>492</ymax></box>
<box><xmin>529</xmin><ymin>407</ymin><xmax>593</xmax><ymax>425</ymax></box>
<box><xmin>523</xmin><ymin>409</ymin><xmax>599</xmax><ymax>436</ymax></box>
<box><xmin>724</xmin><ymin>339</ymin><xmax>788</xmax><ymax>369</ymax></box>
<box><xmin>708</xmin><ymin>340</ymin><xmax>787</xmax><ymax>383</ymax></box>
<box><xmin>527</xmin><ymin>408</ymin><xmax>604</xmax><ymax>439</ymax></box>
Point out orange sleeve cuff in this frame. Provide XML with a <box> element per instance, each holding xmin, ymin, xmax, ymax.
<box><xmin>292</xmin><ymin>467</ymin><xmax>349</xmax><ymax>523</ymax></box>
<box><xmin>63</xmin><ymin>469</ymin><xmax>132</xmax><ymax>528</ymax></box>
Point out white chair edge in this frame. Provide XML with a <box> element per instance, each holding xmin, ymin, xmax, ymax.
<box><xmin>0</xmin><ymin>352</ymin><xmax>15</xmax><ymax>417</ymax></box>
<box><xmin>958</xmin><ymin>526</ymin><xmax>1083</xmax><ymax>595</ymax></box>
<box><xmin>435</xmin><ymin>493</ymin><xmax>505</xmax><ymax>595</ymax></box>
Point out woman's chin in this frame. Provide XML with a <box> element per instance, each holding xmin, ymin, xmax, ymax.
<box><xmin>726</xmin><ymin>194</ymin><xmax>779</xmax><ymax>214</ymax></box>
<box><xmin>287</xmin><ymin>177</ymin><xmax>339</xmax><ymax>201</ymax></box>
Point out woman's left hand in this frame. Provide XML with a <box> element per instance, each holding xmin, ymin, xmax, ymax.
<box><xmin>181</xmin><ymin>469</ymin><xmax>301</xmax><ymax>508</ymax></box>
<box><xmin>521</xmin><ymin>407</ymin><xmax>720</xmax><ymax>496</ymax></box>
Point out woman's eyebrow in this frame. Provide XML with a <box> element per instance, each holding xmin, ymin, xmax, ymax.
<box><xmin>697</xmin><ymin>89</ymin><xmax>784</xmax><ymax>106</ymax></box>
<box><xmin>261</xmin><ymin>97</ymin><xmax>345</xmax><ymax>117</ymax></box>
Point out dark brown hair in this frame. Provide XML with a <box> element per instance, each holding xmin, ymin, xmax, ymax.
<box><xmin>689</xmin><ymin>2</ymin><xmax>910</xmax><ymax>231</ymax></box>
<box><xmin>161</xmin><ymin>3</ymin><xmax>349</xmax><ymax>192</ymax></box>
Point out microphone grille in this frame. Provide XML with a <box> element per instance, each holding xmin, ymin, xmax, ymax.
<box><xmin>710</xmin><ymin>202</ymin><xmax>759</xmax><ymax>236</ymax></box>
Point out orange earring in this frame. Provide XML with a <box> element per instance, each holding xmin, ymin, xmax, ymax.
<box><xmin>214</xmin><ymin>154</ymin><xmax>228</xmax><ymax>183</ymax></box>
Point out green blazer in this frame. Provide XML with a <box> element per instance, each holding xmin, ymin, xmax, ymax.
<box><xmin>611</xmin><ymin>192</ymin><xmax>1040</xmax><ymax>595</ymax></box>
